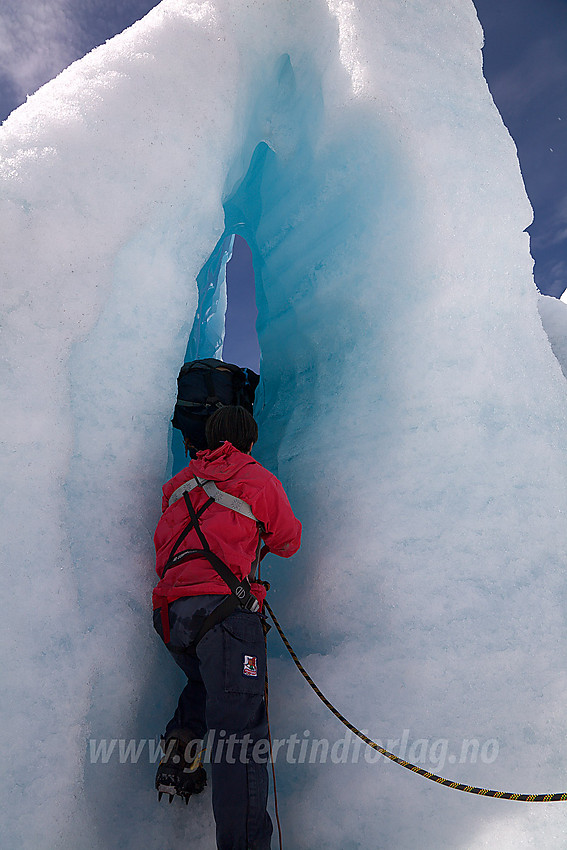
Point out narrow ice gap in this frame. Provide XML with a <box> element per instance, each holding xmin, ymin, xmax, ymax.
<box><xmin>170</xmin><ymin>139</ymin><xmax>272</xmax><ymax>478</ymax></box>
<box><xmin>223</xmin><ymin>236</ymin><xmax>260</xmax><ymax>374</ymax></box>
<box><xmin>170</xmin><ymin>231</ymin><xmax>261</xmax><ymax>477</ymax></box>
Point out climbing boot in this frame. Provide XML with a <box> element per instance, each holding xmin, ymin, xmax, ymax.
<box><xmin>155</xmin><ymin>736</ymin><xmax>207</xmax><ymax>804</ymax></box>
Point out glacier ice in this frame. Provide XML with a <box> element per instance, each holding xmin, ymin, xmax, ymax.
<box><xmin>1</xmin><ymin>0</ymin><xmax>567</xmax><ymax>848</ymax></box>
<box><xmin>539</xmin><ymin>294</ymin><xmax>567</xmax><ymax>379</ymax></box>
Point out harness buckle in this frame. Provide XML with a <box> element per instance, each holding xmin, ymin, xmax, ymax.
<box><xmin>243</xmin><ymin>595</ymin><xmax>260</xmax><ymax>613</ymax></box>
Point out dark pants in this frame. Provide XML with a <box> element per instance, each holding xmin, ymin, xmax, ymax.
<box><xmin>154</xmin><ymin>597</ymin><xmax>273</xmax><ymax>850</ymax></box>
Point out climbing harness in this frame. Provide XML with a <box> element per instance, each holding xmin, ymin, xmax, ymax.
<box><xmin>264</xmin><ymin>601</ymin><xmax>567</xmax><ymax>803</ymax></box>
<box><xmin>156</xmin><ymin>475</ymin><xmax>265</xmax><ymax>650</ymax></box>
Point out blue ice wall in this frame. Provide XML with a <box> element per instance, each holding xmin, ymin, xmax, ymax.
<box><xmin>185</xmin><ymin>232</ymin><xmax>234</xmax><ymax>362</ymax></box>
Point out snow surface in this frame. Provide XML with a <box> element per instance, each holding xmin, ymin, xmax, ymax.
<box><xmin>2</xmin><ymin>0</ymin><xmax>567</xmax><ymax>848</ymax></box>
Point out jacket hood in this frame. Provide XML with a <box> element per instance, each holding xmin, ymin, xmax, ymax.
<box><xmin>190</xmin><ymin>441</ymin><xmax>256</xmax><ymax>483</ymax></box>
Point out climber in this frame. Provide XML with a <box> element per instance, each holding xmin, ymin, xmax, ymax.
<box><xmin>152</xmin><ymin>405</ymin><xmax>301</xmax><ymax>850</ymax></box>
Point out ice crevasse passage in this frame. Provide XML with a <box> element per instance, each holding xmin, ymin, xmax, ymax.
<box><xmin>2</xmin><ymin>0</ymin><xmax>567</xmax><ymax>848</ymax></box>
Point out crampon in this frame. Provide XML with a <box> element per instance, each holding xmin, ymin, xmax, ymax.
<box><xmin>155</xmin><ymin>736</ymin><xmax>207</xmax><ymax>805</ymax></box>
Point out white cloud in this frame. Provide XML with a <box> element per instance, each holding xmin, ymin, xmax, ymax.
<box><xmin>0</xmin><ymin>0</ymin><xmax>82</xmax><ymax>104</ymax></box>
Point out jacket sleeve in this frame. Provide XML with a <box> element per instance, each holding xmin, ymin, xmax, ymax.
<box><xmin>252</xmin><ymin>475</ymin><xmax>302</xmax><ymax>558</ymax></box>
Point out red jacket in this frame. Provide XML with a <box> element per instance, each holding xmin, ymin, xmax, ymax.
<box><xmin>153</xmin><ymin>441</ymin><xmax>301</xmax><ymax>611</ymax></box>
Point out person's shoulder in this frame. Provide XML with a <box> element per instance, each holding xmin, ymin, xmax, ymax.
<box><xmin>163</xmin><ymin>463</ymin><xmax>194</xmax><ymax>495</ymax></box>
<box><xmin>245</xmin><ymin>458</ymin><xmax>287</xmax><ymax>495</ymax></box>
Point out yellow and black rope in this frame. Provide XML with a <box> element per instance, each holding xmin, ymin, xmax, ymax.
<box><xmin>264</xmin><ymin>601</ymin><xmax>567</xmax><ymax>803</ymax></box>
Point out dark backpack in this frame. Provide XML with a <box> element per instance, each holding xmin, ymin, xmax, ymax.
<box><xmin>171</xmin><ymin>358</ymin><xmax>260</xmax><ymax>454</ymax></box>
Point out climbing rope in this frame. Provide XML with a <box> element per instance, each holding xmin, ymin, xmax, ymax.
<box><xmin>264</xmin><ymin>601</ymin><xmax>567</xmax><ymax>803</ymax></box>
<box><xmin>263</xmin><ymin>620</ymin><xmax>284</xmax><ymax>850</ymax></box>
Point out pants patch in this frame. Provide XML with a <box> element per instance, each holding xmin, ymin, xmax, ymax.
<box><xmin>243</xmin><ymin>655</ymin><xmax>258</xmax><ymax>677</ymax></box>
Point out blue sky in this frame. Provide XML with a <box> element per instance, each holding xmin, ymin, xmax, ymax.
<box><xmin>0</xmin><ymin>0</ymin><xmax>565</xmax><ymax>299</ymax></box>
<box><xmin>474</xmin><ymin>0</ymin><xmax>567</xmax><ymax>298</ymax></box>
